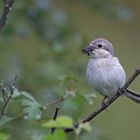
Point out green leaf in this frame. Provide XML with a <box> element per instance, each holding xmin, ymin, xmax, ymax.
<box><xmin>57</xmin><ymin>75</ymin><xmax>67</xmax><ymax>81</ymax></box>
<box><xmin>27</xmin><ymin>127</ymin><xmax>48</xmax><ymax>140</ymax></box>
<box><xmin>12</xmin><ymin>88</ymin><xmax>21</xmax><ymax>98</ymax></box>
<box><xmin>77</xmin><ymin>92</ymin><xmax>96</xmax><ymax>105</ymax></box>
<box><xmin>65</xmin><ymin>90</ymin><xmax>76</xmax><ymax>97</ymax></box>
<box><xmin>22</xmin><ymin>99</ymin><xmax>42</xmax><ymax>120</ymax></box>
<box><xmin>43</xmin><ymin>130</ymin><xmax>67</xmax><ymax>140</ymax></box>
<box><xmin>57</xmin><ymin>74</ymin><xmax>78</xmax><ymax>83</ymax></box>
<box><xmin>0</xmin><ymin>116</ymin><xmax>17</xmax><ymax>126</ymax></box>
<box><xmin>21</xmin><ymin>91</ymin><xmax>43</xmax><ymax>120</ymax></box>
<box><xmin>21</xmin><ymin>91</ymin><xmax>37</xmax><ymax>102</ymax></box>
<box><xmin>75</xmin><ymin>122</ymin><xmax>92</xmax><ymax>134</ymax></box>
<box><xmin>42</xmin><ymin>116</ymin><xmax>73</xmax><ymax>128</ymax></box>
<box><xmin>0</xmin><ymin>132</ymin><xmax>9</xmax><ymax>140</ymax></box>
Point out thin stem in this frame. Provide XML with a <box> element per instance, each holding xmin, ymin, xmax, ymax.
<box><xmin>51</xmin><ymin>107</ymin><xmax>59</xmax><ymax>134</ymax></box>
<box><xmin>0</xmin><ymin>0</ymin><xmax>14</xmax><ymax>32</ymax></box>
<box><xmin>45</xmin><ymin>94</ymin><xmax>71</xmax><ymax>108</ymax></box>
<box><xmin>64</xmin><ymin>68</ymin><xmax>140</xmax><ymax>133</ymax></box>
<box><xmin>0</xmin><ymin>94</ymin><xmax>12</xmax><ymax>119</ymax></box>
<box><xmin>0</xmin><ymin>77</ymin><xmax>16</xmax><ymax>119</ymax></box>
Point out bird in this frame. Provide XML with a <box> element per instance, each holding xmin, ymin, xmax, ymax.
<box><xmin>82</xmin><ymin>38</ymin><xmax>140</xmax><ymax>104</ymax></box>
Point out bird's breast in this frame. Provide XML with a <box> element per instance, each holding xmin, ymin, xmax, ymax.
<box><xmin>86</xmin><ymin>57</ymin><xmax>126</xmax><ymax>97</ymax></box>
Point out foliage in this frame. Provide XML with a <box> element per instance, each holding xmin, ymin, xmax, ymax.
<box><xmin>0</xmin><ymin>74</ymin><xmax>96</xmax><ymax>140</ymax></box>
<box><xmin>0</xmin><ymin>0</ymin><xmax>138</xmax><ymax>140</ymax></box>
<box><xmin>42</xmin><ymin>116</ymin><xmax>73</xmax><ymax>128</ymax></box>
<box><xmin>0</xmin><ymin>132</ymin><xmax>9</xmax><ymax>140</ymax></box>
<box><xmin>43</xmin><ymin>130</ymin><xmax>67</xmax><ymax>140</ymax></box>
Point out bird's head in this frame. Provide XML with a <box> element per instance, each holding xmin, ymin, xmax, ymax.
<box><xmin>82</xmin><ymin>38</ymin><xmax>114</xmax><ymax>59</ymax></box>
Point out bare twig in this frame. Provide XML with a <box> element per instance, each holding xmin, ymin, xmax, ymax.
<box><xmin>64</xmin><ymin>68</ymin><xmax>140</xmax><ymax>133</ymax></box>
<box><xmin>0</xmin><ymin>77</ymin><xmax>17</xmax><ymax>119</ymax></box>
<box><xmin>0</xmin><ymin>92</ymin><xmax>12</xmax><ymax>119</ymax></box>
<box><xmin>51</xmin><ymin>107</ymin><xmax>59</xmax><ymax>134</ymax></box>
<box><xmin>0</xmin><ymin>0</ymin><xmax>14</xmax><ymax>32</ymax></box>
<box><xmin>45</xmin><ymin>94</ymin><xmax>71</xmax><ymax>108</ymax></box>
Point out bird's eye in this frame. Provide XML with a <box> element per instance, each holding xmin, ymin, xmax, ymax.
<box><xmin>97</xmin><ymin>44</ymin><xmax>102</xmax><ymax>48</ymax></box>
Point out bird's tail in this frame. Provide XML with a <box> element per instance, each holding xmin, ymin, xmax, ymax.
<box><xmin>124</xmin><ymin>89</ymin><xmax>140</xmax><ymax>103</ymax></box>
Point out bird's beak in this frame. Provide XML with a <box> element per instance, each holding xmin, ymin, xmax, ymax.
<box><xmin>82</xmin><ymin>45</ymin><xmax>93</xmax><ymax>56</ymax></box>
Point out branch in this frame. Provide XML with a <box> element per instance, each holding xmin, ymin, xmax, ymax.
<box><xmin>64</xmin><ymin>68</ymin><xmax>140</xmax><ymax>133</ymax></box>
<box><xmin>0</xmin><ymin>91</ymin><xmax>12</xmax><ymax>119</ymax></box>
<box><xmin>0</xmin><ymin>77</ymin><xmax>17</xmax><ymax>119</ymax></box>
<box><xmin>51</xmin><ymin>107</ymin><xmax>59</xmax><ymax>134</ymax></box>
<box><xmin>0</xmin><ymin>0</ymin><xmax>14</xmax><ymax>32</ymax></box>
<box><xmin>45</xmin><ymin>94</ymin><xmax>71</xmax><ymax>107</ymax></box>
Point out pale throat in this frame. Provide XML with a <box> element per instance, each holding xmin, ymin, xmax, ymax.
<box><xmin>90</xmin><ymin>49</ymin><xmax>113</xmax><ymax>60</ymax></box>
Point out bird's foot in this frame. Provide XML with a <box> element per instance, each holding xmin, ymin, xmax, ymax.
<box><xmin>116</xmin><ymin>88</ymin><xmax>123</xmax><ymax>96</ymax></box>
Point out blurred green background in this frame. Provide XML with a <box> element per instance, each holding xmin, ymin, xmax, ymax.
<box><xmin>0</xmin><ymin>0</ymin><xmax>140</xmax><ymax>140</ymax></box>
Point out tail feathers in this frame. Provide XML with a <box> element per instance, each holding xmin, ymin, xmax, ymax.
<box><xmin>124</xmin><ymin>89</ymin><xmax>140</xmax><ymax>103</ymax></box>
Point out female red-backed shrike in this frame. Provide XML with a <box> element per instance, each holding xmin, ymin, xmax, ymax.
<box><xmin>82</xmin><ymin>38</ymin><xmax>140</xmax><ymax>103</ymax></box>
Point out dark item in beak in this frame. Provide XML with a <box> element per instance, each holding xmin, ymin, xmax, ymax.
<box><xmin>82</xmin><ymin>46</ymin><xmax>92</xmax><ymax>56</ymax></box>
